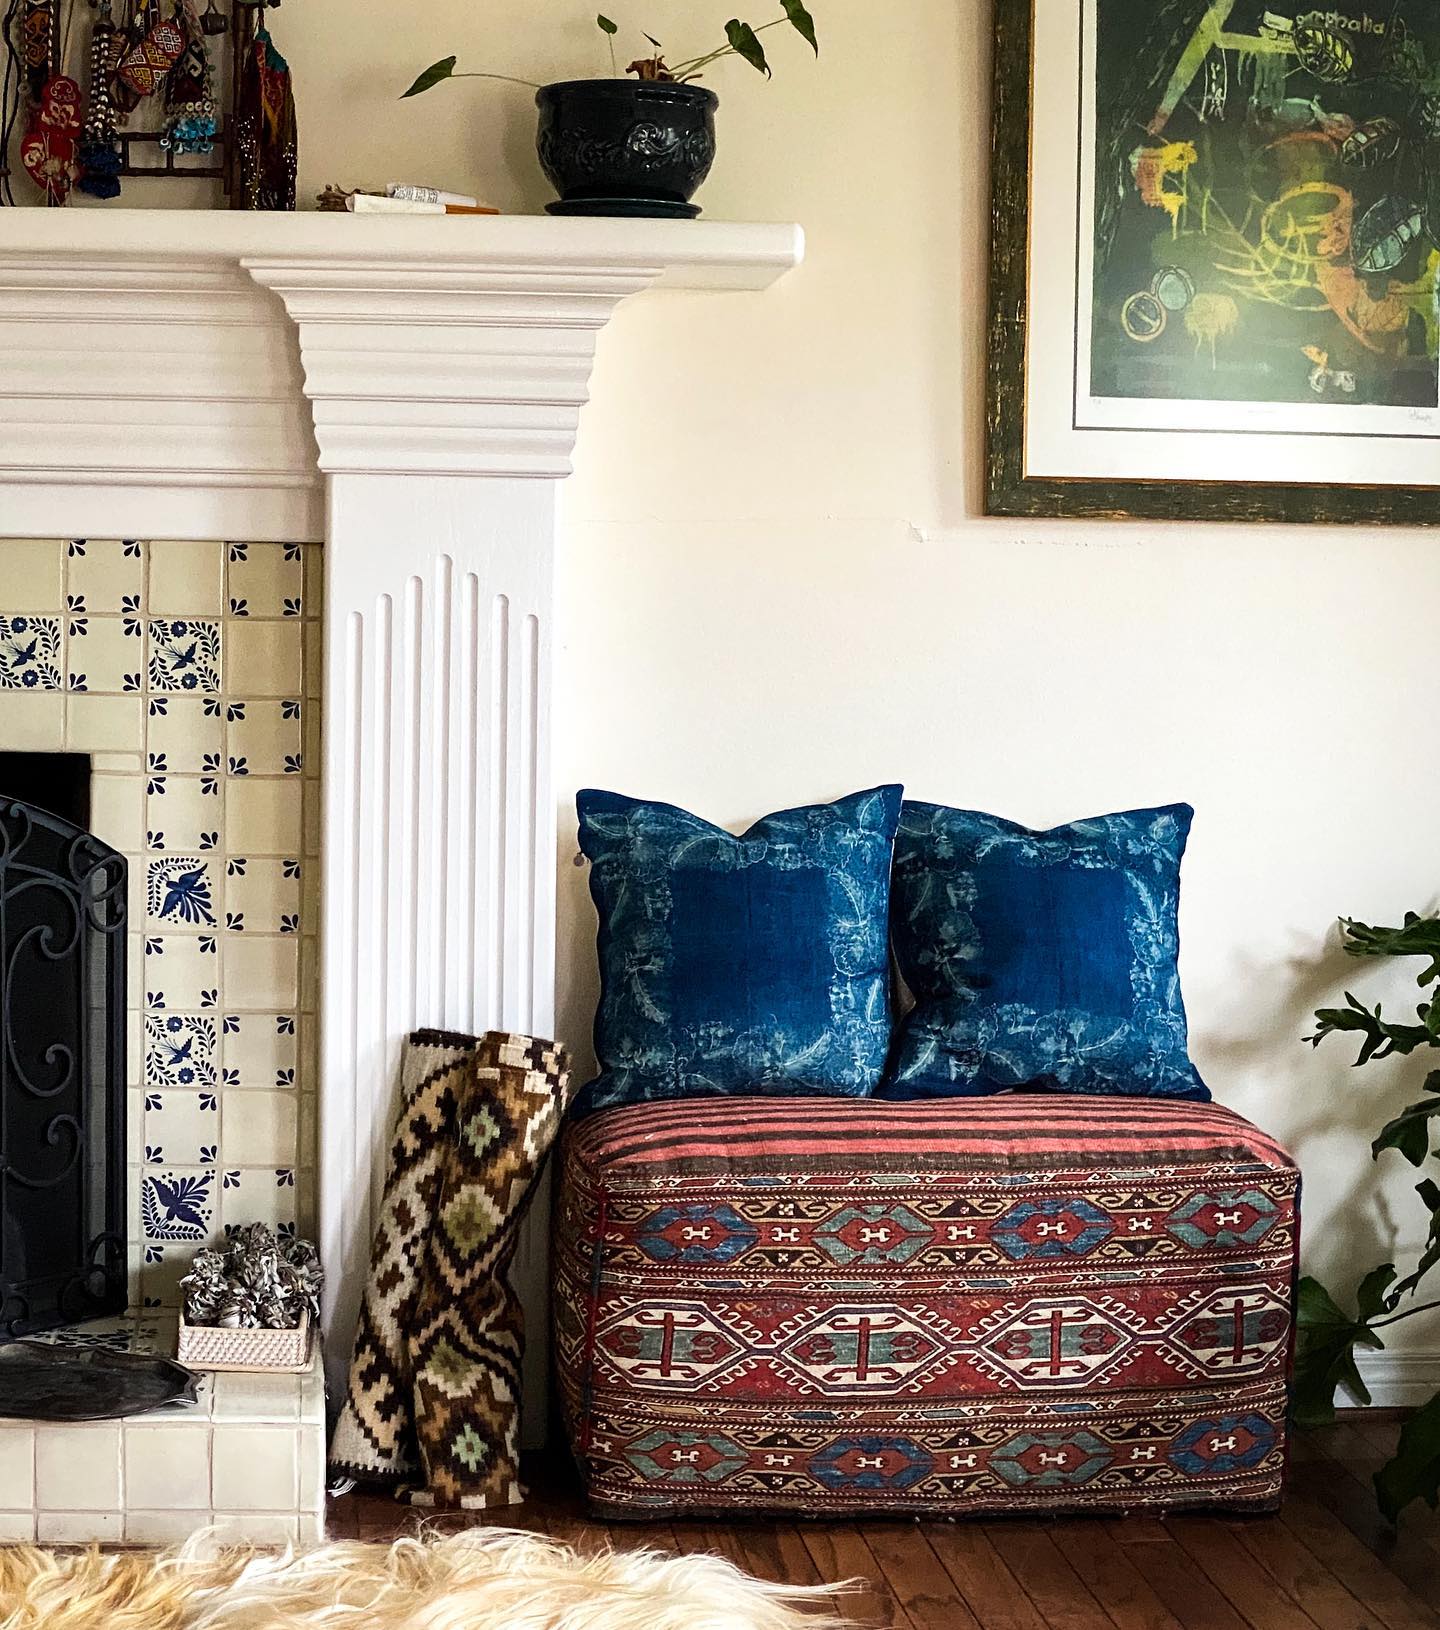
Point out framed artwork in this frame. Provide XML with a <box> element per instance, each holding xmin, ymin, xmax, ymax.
<box><xmin>988</xmin><ymin>1</ymin><xmax>1440</xmax><ymax>522</ymax></box>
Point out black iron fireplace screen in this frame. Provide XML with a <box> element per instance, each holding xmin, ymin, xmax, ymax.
<box><xmin>0</xmin><ymin>800</ymin><xmax>127</xmax><ymax>1338</ymax></box>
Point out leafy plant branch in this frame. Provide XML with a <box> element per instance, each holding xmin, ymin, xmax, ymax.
<box><xmin>402</xmin><ymin>5</ymin><xmax>818</xmax><ymax>100</ymax></box>
<box><xmin>1295</xmin><ymin>912</ymin><xmax>1440</xmax><ymax>1523</ymax></box>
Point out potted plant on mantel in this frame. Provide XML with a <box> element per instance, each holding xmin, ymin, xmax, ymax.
<box><xmin>402</xmin><ymin>5</ymin><xmax>817</xmax><ymax>218</ymax></box>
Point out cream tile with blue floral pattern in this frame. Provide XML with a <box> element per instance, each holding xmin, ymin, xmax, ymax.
<box><xmin>222</xmin><ymin>1013</ymin><xmax>297</xmax><ymax>1090</ymax></box>
<box><xmin>148</xmin><ymin>619</ymin><xmax>222</xmax><ymax>692</ymax></box>
<box><xmin>147</xmin><ymin>857</ymin><xmax>220</xmax><ymax>930</ymax></box>
<box><xmin>143</xmin><ymin>1089</ymin><xmax>219</xmax><ymax>1168</ymax></box>
<box><xmin>225</xmin><ymin>857</ymin><xmax>301</xmax><ymax>935</ymax></box>
<box><xmin>147</xmin><ymin>695</ymin><xmax>223</xmax><ymax>773</ymax></box>
<box><xmin>145</xmin><ymin>1015</ymin><xmax>220</xmax><ymax>1089</ymax></box>
<box><xmin>0</xmin><ymin>538</ymin><xmax>321</xmax><ymax>1310</ymax></box>
<box><xmin>146</xmin><ymin>776</ymin><xmax>222</xmax><ymax>854</ymax></box>
<box><xmin>227</xmin><ymin>543</ymin><xmax>304</xmax><ymax>620</ymax></box>
<box><xmin>68</xmin><ymin>539</ymin><xmax>145</xmax><ymax>609</ymax></box>
<box><xmin>220</xmin><ymin>1166</ymin><xmax>296</xmax><ymax>1241</ymax></box>
<box><xmin>68</xmin><ymin>617</ymin><xmax>144</xmax><ymax>694</ymax></box>
<box><xmin>0</xmin><ymin>616</ymin><xmax>62</xmax><ymax>688</ymax></box>
<box><xmin>144</xmin><ymin>935</ymin><xmax>220</xmax><ymax>1011</ymax></box>
<box><xmin>225</xmin><ymin>699</ymin><xmax>303</xmax><ymax>778</ymax></box>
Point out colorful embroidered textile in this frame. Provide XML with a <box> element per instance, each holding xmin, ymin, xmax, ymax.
<box><xmin>553</xmin><ymin>1095</ymin><xmax>1298</xmax><ymax>1518</ymax></box>
<box><xmin>20</xmin><ymin>73</ymin><xmax>81</xmax><ymax>203</ymax></box>
<box><xmin>233</xmin><ymin>24</ymin><xmax>296</xmax><ymax>210</ymax></box>
<box><xmin>114</xmin><ymin>14</ymin><xmax>183</xmax><ymax>97</ymax></box>
<box><xmin>402</xmin><ymin>1031</ymin><xmax>571</xmax><ymax>1509</ymax></box>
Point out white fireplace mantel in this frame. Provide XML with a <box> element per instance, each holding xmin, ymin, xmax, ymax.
<box><xmin>0</xmin><ymin>211</ymin><xmax>802</xmax><ymax>534</ymax></box>
<box><xmin>0</xmin><ymin>210</ymin><xmax>803</xmax><ymax>1389</ymax></box>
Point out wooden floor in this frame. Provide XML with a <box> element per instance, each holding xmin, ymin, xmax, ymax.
<box><xmin>330</xmin><ymin>1419</ymin><xmax>1440</xmax><ymax>1628</ymax></box>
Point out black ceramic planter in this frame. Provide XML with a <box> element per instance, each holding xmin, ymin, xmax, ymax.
<box><xmin>535</xmin><ymin>79</ymin><xmax>718</xmax><ymax>218</ymax></box>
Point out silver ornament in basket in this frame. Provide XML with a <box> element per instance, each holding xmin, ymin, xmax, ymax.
<box><xmin>177</xmin><ymin>1225</ymin><xmax>323</xmax><ymax>1373</ymax></box>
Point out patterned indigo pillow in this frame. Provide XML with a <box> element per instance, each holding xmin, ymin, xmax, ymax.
<box><xmin>574</xmin><ymin>784</ymin><xmax>903</xmax><ymax>1117</ymax></box>
<box><xmin>881</xmin><ymin>802</ymin><xmax>1207</xmax><ymax>1101</ymax></box>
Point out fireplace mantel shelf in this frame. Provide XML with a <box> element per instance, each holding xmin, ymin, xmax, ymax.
<box><xmin>0</xmin><ymin>209</ymin><xmax>803</xmax><ymax>287</ymax></box>
<box><xmin>0</xmin><ymin>209</ymin><xmax>803</xmax><ymax>536</ymax></box>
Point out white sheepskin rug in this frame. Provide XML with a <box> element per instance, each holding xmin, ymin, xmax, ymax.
<box><xmin>0</xmin><ymin>1525</ymin><xmax>852</xmax><ymax>1630</ymax></box>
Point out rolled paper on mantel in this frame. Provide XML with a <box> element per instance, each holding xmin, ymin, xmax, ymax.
<box><xmin>387</xmin><ymin>183</ymin><xmax>482</xmax><ymax>207</ymax></box>
<box><xmin>348</xmin><ymin>194</ymin><xmax>498</xmax><ymax>216</ymax></box>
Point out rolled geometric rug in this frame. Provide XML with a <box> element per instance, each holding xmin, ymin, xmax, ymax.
<box><xmin>402</xmin><ymin>1030</ymin><xmax>572</xmax><ymax>1507</ymax></box>
<box><xmin>329</xmin><ymin>1030</ymin><xmax>476</xmax><ymax>1485</ymax></box>
<box><xmin>329</xmin><ymin>1029</ymin><xmax>571</xmax><ymax>1507</ymax></box>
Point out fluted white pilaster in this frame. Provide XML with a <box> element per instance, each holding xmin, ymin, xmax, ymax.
<box><xmin>320</xmin><ymin>475</ymin><xmax>555</xmax><ymax>1382</ymax></box>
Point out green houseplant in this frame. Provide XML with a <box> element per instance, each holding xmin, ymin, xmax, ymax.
<box><xmin>1296</xmin><ymin>912</ymin><xmax>1440</xmax><ymax>1522</ymax></box>
<box><xmin>402</xmin><ymin>8</ymin><xmax>818</xmax><ymax>218</ymax></box>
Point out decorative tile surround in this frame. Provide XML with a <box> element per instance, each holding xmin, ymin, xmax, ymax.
<box><xmin>0</xmin><ymin>539</ymin><xmax>321</xmax><ymax>1309</ymax></box>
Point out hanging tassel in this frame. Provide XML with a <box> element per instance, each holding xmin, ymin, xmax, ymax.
<box><xmin>76</xmin><ymin>4</ymin><xmax>123</xmax><ymax>199</ymax></box>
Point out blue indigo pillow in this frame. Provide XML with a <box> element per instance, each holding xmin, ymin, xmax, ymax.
<box><xmin>881</xmin><ymin>802</ymin><xmax>1207</xmax><ymax>1101</ymax></box>
<box><xmin>574</xmin><ymin>784</ymin><xmax>903</xmax><ymax>1117</ymax></box>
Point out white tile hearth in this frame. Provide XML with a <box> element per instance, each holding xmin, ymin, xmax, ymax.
<box><xmin>3</xmin><ymin>1316</ymin><xmax>324</xmax><ymax>1545</ymax></box>
<box><xmin>0</xmin><ymin>539</ymin><xmax>320</xmax><ymax>1311</ymax></box>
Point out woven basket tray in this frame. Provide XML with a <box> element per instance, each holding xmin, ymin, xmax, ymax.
<box><xmin>176</xmin><ymin>1311</ymin><xmax>312</xmax><ymax>1374</ymax></box>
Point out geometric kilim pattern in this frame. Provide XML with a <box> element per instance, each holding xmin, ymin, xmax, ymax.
<box><xmin>401</xmin><ymin>1031</ymin><xmax>572</xmax><ymax>1510</ymax></box>
<box><xmin>552</xmin><ymin>1095</ymin><xmax>1300</xmax><ymax>1519</ymax></box>
<box><xmin>328</xmin><ymin>1031</ymin><xmax>476</xmax><ymax>1484</ymax></box>
<box><xmin>329</xmin><ymin>1029</ymin><xmax>571</xmax><ymax>1502</ymax></box>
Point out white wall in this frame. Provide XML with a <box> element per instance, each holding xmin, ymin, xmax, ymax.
<box><xmin>57</xmin><ymin>0</ymin><xmax>1440</xmax><ymax>1363</ymax></box>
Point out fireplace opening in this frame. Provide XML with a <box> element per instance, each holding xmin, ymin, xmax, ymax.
<box><xmin>0</xmin><ymin>754</ymin><xmax>90</xmax><ymax>831</ymax></box>
<box><xmin>0</xmin><ymin>754</ymin><xmax>127</xmax><ymax>1338</ymax></box>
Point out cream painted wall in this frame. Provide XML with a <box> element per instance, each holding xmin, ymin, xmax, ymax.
<box><xmin>72</xmin><ymin>1</ymin><xmax>1440</xmax><ymax>1359</ymax></box>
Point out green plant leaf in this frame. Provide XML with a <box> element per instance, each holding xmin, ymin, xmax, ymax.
<box><xmin>1292</xmin><ymin>1274</ymin><xmax>1383</xmax><ymax>1427</ymax></box>
<box><xmin>780</xmin><ymin>0</ymin><xmax>819</xmax><ymax>53</ymax></box>
<box><xmin>1297</xmin><ymin>1276</ymin><xmax>1353</xmax><ymax>1329</ymax></box>
<box><xmin>1310</xmin><ymin>990</ymin><xmax>1432</xmax><ymax>1064</ymax></box>
<box><xmin>1374</xmin><ymin>1389</ymin><xmax>1440</xmax><ymax>1523</ymax></box>
<box><xmin>401</xmin><ymin>56</ymin><xmax>457</xmax><ymax>99</ymax></box>
<box><xmin>1340</xmin><ymin>913</ymin><xmax>1440</xmax><ymax>973</ymax></box>
<box><xmin>1356</xmin><ymin>1263</ymin><xmax>1400</xmax><ymax>1321</ymax></box>
<box><xmin>597</xmin><ymin>14</ymin><xmax>618</xmax><ymax>33</ymax></box>
<box><xmin>725</xmin><ymin>18</ymin><xmax>771</xmax><ymax>74</ymax></box>
<box><xmin>644</xmin><ymin>32</ymin><xmax>663</xmax><ymax>48</ymax></box>
<box><xmin>1394</xmin><ymin>1180</ymin><xmax>1440</xmax><ymax>1298</ymax></box>
<box><xmin>1373</xmin><ymin>1090</ymin><xmax>1440</xmax><ymax>1167</ymax></box>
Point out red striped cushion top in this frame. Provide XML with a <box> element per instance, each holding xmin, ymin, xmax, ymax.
<box><xmin>567</xmin><ymin>1094</ymin><xmax>1295</xmax><ymax>1179</ymax></box>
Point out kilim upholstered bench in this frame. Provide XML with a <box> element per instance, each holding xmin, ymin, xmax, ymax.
<box><xmin>552</xmin><ymin>1095</ymin><xmax>1299</xmax><ymax>1519</ymax></box>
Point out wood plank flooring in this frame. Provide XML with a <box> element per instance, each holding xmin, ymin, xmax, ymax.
<box><xmin>329</xmin><ymin>1423</ymin><xmax>1439</xmax><ymax>1627</ymax></box>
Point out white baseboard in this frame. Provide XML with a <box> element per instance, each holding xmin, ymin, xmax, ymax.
<box><xmin>1352</xmin><ymin>1351</ymin><xmax>1440</xmax><ymax>1409</ymax></box>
